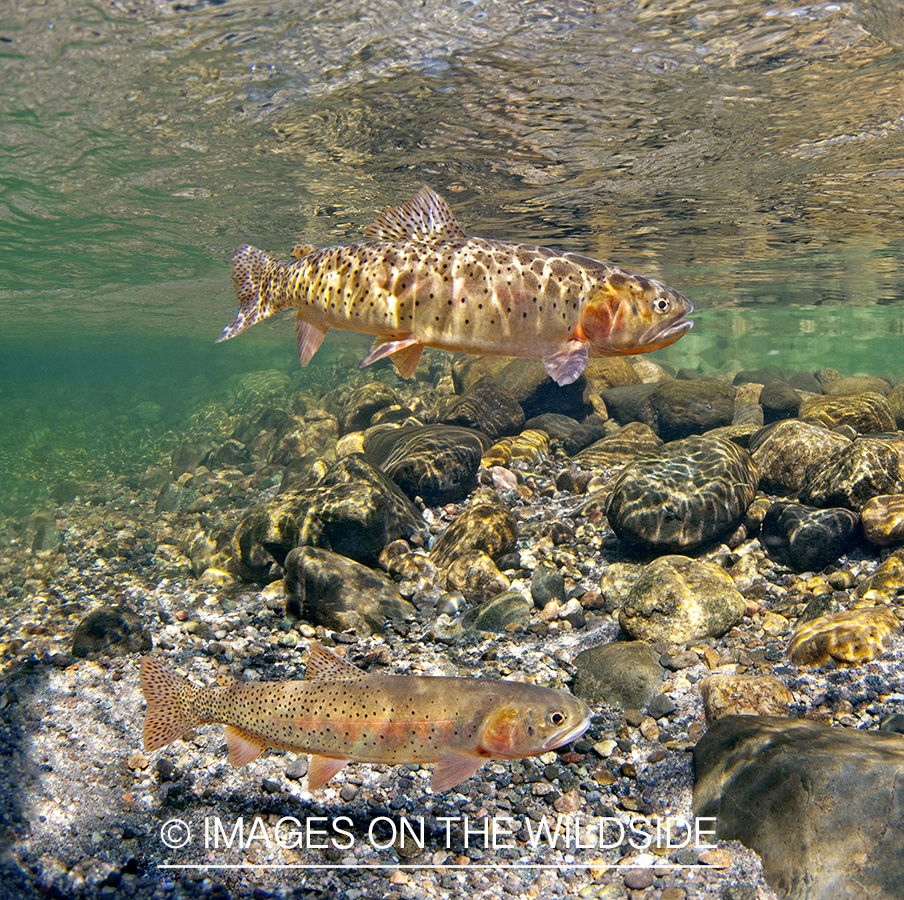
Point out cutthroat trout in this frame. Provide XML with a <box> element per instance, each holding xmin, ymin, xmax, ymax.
<box><xmin>140</xmin><ymin>644</ymin><xmax>591</xmax><ymax>793</ymax></box>
<box><xmin>218</xmin><ymin>187</ymin><xmax>693</xmax><ymax>385</ymax></box>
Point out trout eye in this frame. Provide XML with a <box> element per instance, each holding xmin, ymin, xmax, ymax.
<box><xmin>653</xmin><ymin>296</ymin><xmax>671</xmax><ymax>314</ymax></box>
<box><xmin>547</xmin><ymin>710</ymin><xmax>567</xmax><ymax>727</ymax></box>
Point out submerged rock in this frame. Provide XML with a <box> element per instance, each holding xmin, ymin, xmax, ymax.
<box><xmin>619</xmin><ymin>555</ymin><xmax>747</xmax><ymax>644</ymax></box>
<box><xmin>607</xmin><ymin>436</ymin><xmax>758</xmax><ymax>551</ymax></box>
<box><xmin>799</xmin><ymin>391</ymin><xmax>896</xmax><ymax>433</ymax></box>
<box><xmin>637</xmin><ymin>379</ymin><xmax>735</xmax><ymax>441</ymax></box>
<box><xmin>72</xmin><ymin>606</ymin><xmax>152</xmax><ymax>658</ymax></box>
<box><xmin>694</xmin><ymin>715</ymin><xmax>904</xmax><ymax>900</ymax></box>
<box><xmin>572</xmin><ymin>642</ymin><xmax>664</xmax><ymax>710</ymax></box>
<box><xmin>364</xmin><ymin>424</ymin><xmax>491</xmax><ymax>504</ymax></box>
<box><xmin>787</xmin><ymin>606</ymin><xmax>900</xmax><ymax>666</ymax></box>
<box><xmin>431</xmin><ymin>376</ymin><xmax>524</xmax><ymax>440</ymax></box>
<box><xmin>760</xmin><ymin>501</ymin><xmax>859</xmax><ymax>573</ymax></box>
<box><xmin>430</xmin><ymin>493</ymin><xmax>519</xmax><ymax>569</ymax></box>
<box><xmin>283</xmin><ymin>546</ymin><xmax>415</xmax><ymax>636</ymax></box>
<box><xmin>460</xmin><ymin>590</ymin><xmax>530</xmax><ymax>632</ymax></box>
<box><xmin>699</xmin><ymin>674</ymin><xmax>794</xmax><ymax>725</ymax></box>
<box><xmin>802</xmin><ymin>437</ymin><xmax>902</xmax><ymax>510</ymax></box>
<box><xmin>861</xmin><ymin>494</ymin><xmax>904</xmax><ymax>546</ymax></box>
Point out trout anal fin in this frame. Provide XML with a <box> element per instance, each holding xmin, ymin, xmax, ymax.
<box><xmin>225</xmin><ymin>725</ymin><xmax>267</xmax><ymax>766</ymax></box>
<box><xmin>307</xmin><ymin>755</ymin><xmax>349</xmax><ymax>790</ymax></box>
<box><xmin>431</xmin><ymin>753</ymin><xmax>486</xmax><ymax>792</ymax></box>
<box><xmin>361</xmin><ymin>335</ymin><xmax>424</xmax><ymax>379</ymax></box>
<box><xmin>542</xmin><ymin>340</ymin><xmax>589</xmax><ymax>386</ymax></box>
<box><xmin>295</xmin><ymin>314</ymin><xmax>328</xmax><ymax>366</ymax></box>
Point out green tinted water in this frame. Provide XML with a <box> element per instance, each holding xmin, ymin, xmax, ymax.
<box><xmin>3</xmin><ymin>0</ymin><xmax>904</xmax><ymax>513</ymax></box>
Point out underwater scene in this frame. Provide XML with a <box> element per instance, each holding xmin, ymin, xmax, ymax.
<box><xmin>2</xmin><ymin>0</ymin><xmax>904</xmax><ymax>898</ymax></box>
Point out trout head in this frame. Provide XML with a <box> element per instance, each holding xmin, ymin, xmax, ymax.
<box><xmin>478</xmin><ymin>693</ymin><xmax>591</xmax><ymax>759</ymax></box>
<box><xmin>578</xmin><ymin>270</ymin><xmax>693</xmax><ymax>356</ymax></box>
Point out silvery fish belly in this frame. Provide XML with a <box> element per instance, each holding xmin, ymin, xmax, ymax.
<box><xmin>140</xmin><ymin>644</ymin><xmax>592</xmax><ymax>793</ymax></box>
<box><xmin>218</xmin><ymin>187</ymin><xmax>693</xmax><ymax>385</ymax></box>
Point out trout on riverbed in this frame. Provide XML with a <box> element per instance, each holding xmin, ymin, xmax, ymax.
<box><xmin>140</xmin><ymin>644</ymin><xmax>591</xmax><ymax>792</ymax></box>
<box><xmin>218</xmin><ymin>187</ymin><xmax>693</xmax><ymax>385</ymax></box>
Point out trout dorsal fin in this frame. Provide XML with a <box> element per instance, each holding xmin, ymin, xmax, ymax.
<box><xmin>364</xmin><ymin>186</ymin><xmax>467</xmax><ymax>243</ymax></box>
<box><xmin>304</xmin><ymin>643</ymin><xmax>367</xmax><ymax>680</ymax></box>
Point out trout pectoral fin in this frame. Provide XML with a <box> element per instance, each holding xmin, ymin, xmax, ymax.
<box><xmin>542</xmin><ymin>340</ymin><xmax>589</xmax><ymax>386</ymax></box>
<box><xmin>225</xmin><ymin>725</ymin><xmax>267</xmax><ymax>766</ymax></box>
<box><xmin>295</xmin><ymin>314</ymin><xmax>328</xmax><ymax>366</ymax></box>
<box><xmin>361</xmin><ymin>335</ymin><xmax>423</xmax><ymax>379</ymax></box>
<box><xmin>431</xmin><ymin>753</ymin><xmax>486</xmax><ymax>793</ymax></box>
<box><xmin>307</xmin><ymin>755</ymin><xmax>349</xmax><ymax>790</ymax></box>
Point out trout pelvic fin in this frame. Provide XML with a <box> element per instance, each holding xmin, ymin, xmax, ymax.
<box><xmin>541</xmin><ymin>339</ymin><xmax>589</xmax><ymax>386</ymax></box>
<box><xmin>361</xmin><ymin>335</ymin><xmax>424</xmax><ymax>378</ymax></box>
<box><xmin>365</xmin><ymin>186</ymin><xmax>467</xmax><ymax>243</ymax></box>
<box><xmin>295</xmin><ymin>313</ymin><xmax>328</xmax><ymax>366</ymax></box>
<box><xmin>432</xmin><ymin>753</ymin><xmax>486</xmax><ymax>793</ymax></box>
<box><xmin>217</xmin><ymin>246</ymin><xmax>285</xmax><ymax>343</ymax></box>
<box><xmin>140</xmin><ymin>657</ymin><xmax>203</xmax><ymax>752</ymax></box>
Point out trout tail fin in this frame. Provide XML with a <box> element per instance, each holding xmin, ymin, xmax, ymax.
<box><xmin>217</xmin><ymin>245</ymin><xmax>288</xmax><ymax>342</ymax></box>
<box><xmin>140</xmin><ymin>657</ymin><xmax>203</xmax><ymax>752</ymax></box>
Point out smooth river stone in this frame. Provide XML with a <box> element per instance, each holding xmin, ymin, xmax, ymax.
<box><xmin>760</xmin><ymin>501</ymin><xmax>859</xmax><ymax>573</ymax></box>
<box><xmin>607</xmin><ymin>436</ymin><xmax>758</xmax><ymax>551</ymax></box>
<box><xmin>694</xmin><ymin>715</ymin><xmax>904</xmax><ymax>900</ymax></box>
<box><xmin>787</xmin><ymin>606</ymin><xmax>901</xmax><ymax>666</ymax></box>
<box><xmin>574</xmin><ymin>421</ymin><xmax>661</xmax><ymax>470</ymax></box>
<box><xmin>363</xmin><ymin>423</ymin><xmax>492</xmax><ymax>505</ymax></box>
<box><xmin>699</xmin><ymin>674</ymin><xmax>794</xmax><ymax>725</ymax></box>
<box><xmin>429</xmin><ymin>492</ymin><xmax>519</xmax><ymax>569</ymax></box>
<box><xmin>618</xmin><ymin>555</ymin><xmax>747</xmax><ymax>644</ymax></box>
<box><xmin>283</xmin><ymin>546</ymin><xmax>415</xmax><ymax>636</ymax></box>
<box><xmin>749</xmin><ymin>419</ymin><xmax>851</xmax><ymax>496</ymax></box>
<box><xmin>637</xmin><ymin>379</ymin><xmax>735</xmax><ymax>441</ymax></box>
<box><xmin>798</xmin><ymin>391</ymin><xmax>896</xmax><ymax>433</ymax></box>
<box><xmin>431</xmin><ymin>375</ymin><xmax>524</xmax><ymax>440</ymax></box>
<box><xmin>572</xmin><ymin>642</ymin><xmax>665</xmax><ymax>710</ymax></box>
<box><xmin>445</xmin><ymin>549</ymin><xmax>510</xmax><ymax>602</ymax></box>
<box><xmin>861</xmin><ymin>494</ymin><xmax>904</xmax><ymax>546</ymax></box>
<box><xmin>802</xmin><ymin>437</ymin><xmax>902</xmax><ymax>511</ymax></box>
<box><xmin>339</xmin><ymin>382</ymin><xmax>401</xmax><ymax>434</ymax></box>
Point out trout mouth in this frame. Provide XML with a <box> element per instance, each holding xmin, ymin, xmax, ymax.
<box><xmin>542</xmin><ymin>714</ymin><xmax>591</xmax><ymax>751</ymax></box>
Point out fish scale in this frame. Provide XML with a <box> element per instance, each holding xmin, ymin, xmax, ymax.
<box><xmin>140</xmin><ymin>643</ymin><xmax>591</xmax><ymax>793</ymax></box>
<box><xmin>218</xmin><ymin>186</ymin><xmax>693</xmax><ymax>385</ymax></box>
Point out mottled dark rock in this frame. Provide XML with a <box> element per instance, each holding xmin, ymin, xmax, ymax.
<box><xmin>887</xmin><ymin>383</ymin><xmax>904</xmax><ymax>428</ymax></box>
<box><xmin>461</xmin><ymin>590</ymin><xmax>531</xmax><ymax>632</ymax></box>
<box><xmin>430</xmin><ymin>493</ymin><xmax>519</xmax><ymax>569</ymax></box>
<box><xmin>694</xmin><ymin>715</ymin><xmax>904</xmax><ymax>900</ymax></box>
<box><xmin>530</xmin><ymin>565</ymin><xmax>566</xmax><ymax>607</ymax></box>
<box><xmin>824</xmin><ymin>375</ymin><xmax>891</xmax><ymax>396</ymax></box>
<box><xmin>638</xmin><ymin>380</ymin><xmax>735</xmax><ymax>441</ymax></box>
<box><xmin>340</xmin><ymin>383</ymin><xmax>402</xmax><ymax>434</ymax></box>
<box><xmin>760</xmin><ymin>502</ymin><xmax>859</xmax><ymax>573</ymax></box>
<box><xmin>494</xmin><ymin>357</ymin><xmax>590</xmax><ymax>420</ymax></box>
<box><xmin>27</xmin><ymin>510</ymin><xmax>61</xmax><ymax>553</ymax></box>
<box><xmin>750</xmin><ymin>420</ymin><xmax>851</xmax><ymax>496</ymax></box>
<box><xmin>600</xmin><ymin>383</ymin><xmax>660</xmax><ymax>425</ymax></box>
<box><xmin>619</xmin><ymin>555</ymin><xmax>746</xmax><ymax>644</ymax></box>
<box><xmin>607</xmin><ymin>436</ymin><xmax>758</xmax><ymax>551</ymax></box>
<box><xmin>155</xmin><ymin>483</ymin><xmax>201</xmax><ymax>515</ymax></box>
<box><xmin>574</xmin><ymin>421</ymin><xmax>661</xmax><ymax>471</ymax></box>
<box><xmin>572</xmin><ymin>642</ymin><xmax>664</xmax><ymax>710</ymax></box>
<box><xmin>799</xmin><ymin>392</ymin><xmax>896</xmax><ymax>433</ymax></box>
<box><xmin>432</xmin><ymin>376</ymin><xmax>524</xmax><ymax>440</ymax></box>
<box><xmin>731</xmin><ymin>401</ymin><xmax>765</xmax><ymax>428</ymax></box>
<box><xmin>787</xmin><ymin>370</ymin><xmax>823</xmax><ymax>394</ymax></box>
<box><xmin>524</xmin><ymin>413</ymin><xmax>582</xmax><ymax>441</ymax></box>
<box><xmin>802</xmin><ymin>437</ymin><xmax>902</xmax><ymax>510</ymax></box>
<box><xmin>50</xmin><ymin>479</ymin><xmax>82</xmax><ymax>503</ymax></box>
<box><xmin>732</xmin><ymin>365</ymin><xmax>786</xmax><ymax>386</ymax></box>
<box><xmin>364</xmin><ymin>424</ymin><xmax>491</xmax><ymax>505</ymax></box>
<box><xmin>283</xmin><ymin>546</ymin><xmax>415</xmax><ymax>636</ymax></box>
<box><xmin>72</xmin><ymin>606</ymin><xmax>152</xmax><ymax>658</ymax></box>
<box><xmin>232</xmin><ymin>454</ymin><xmax>423</xmax><ymax>579</ymax></box>
<box><xmin>561</xmin><ymin>414</ymin><xmax>613</xmax><ymax>455</ymax></box>
<box><xmin>759</xmin><ymin>381</ymin><xmax>801</xmax><ymax>424</ymax></box>
<box><xmin>171</xmin><ymin>440</ymin><xmax>214</xmax><ymax>478</ymax></box>
<box><xmin>208</xmin><ymin>438</ymin><xmax>248</xmax><ymax>468</ymax></box>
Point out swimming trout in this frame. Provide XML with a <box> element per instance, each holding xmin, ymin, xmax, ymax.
<box><xmin>218</xmin><ymin>187</ymin><xmax>693</xmax><ymax>385</ymax></box>
<box><xmin>140</xmin><ymin>644</ymin><xmax>591</xmax><ymax>793</ymax></box>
